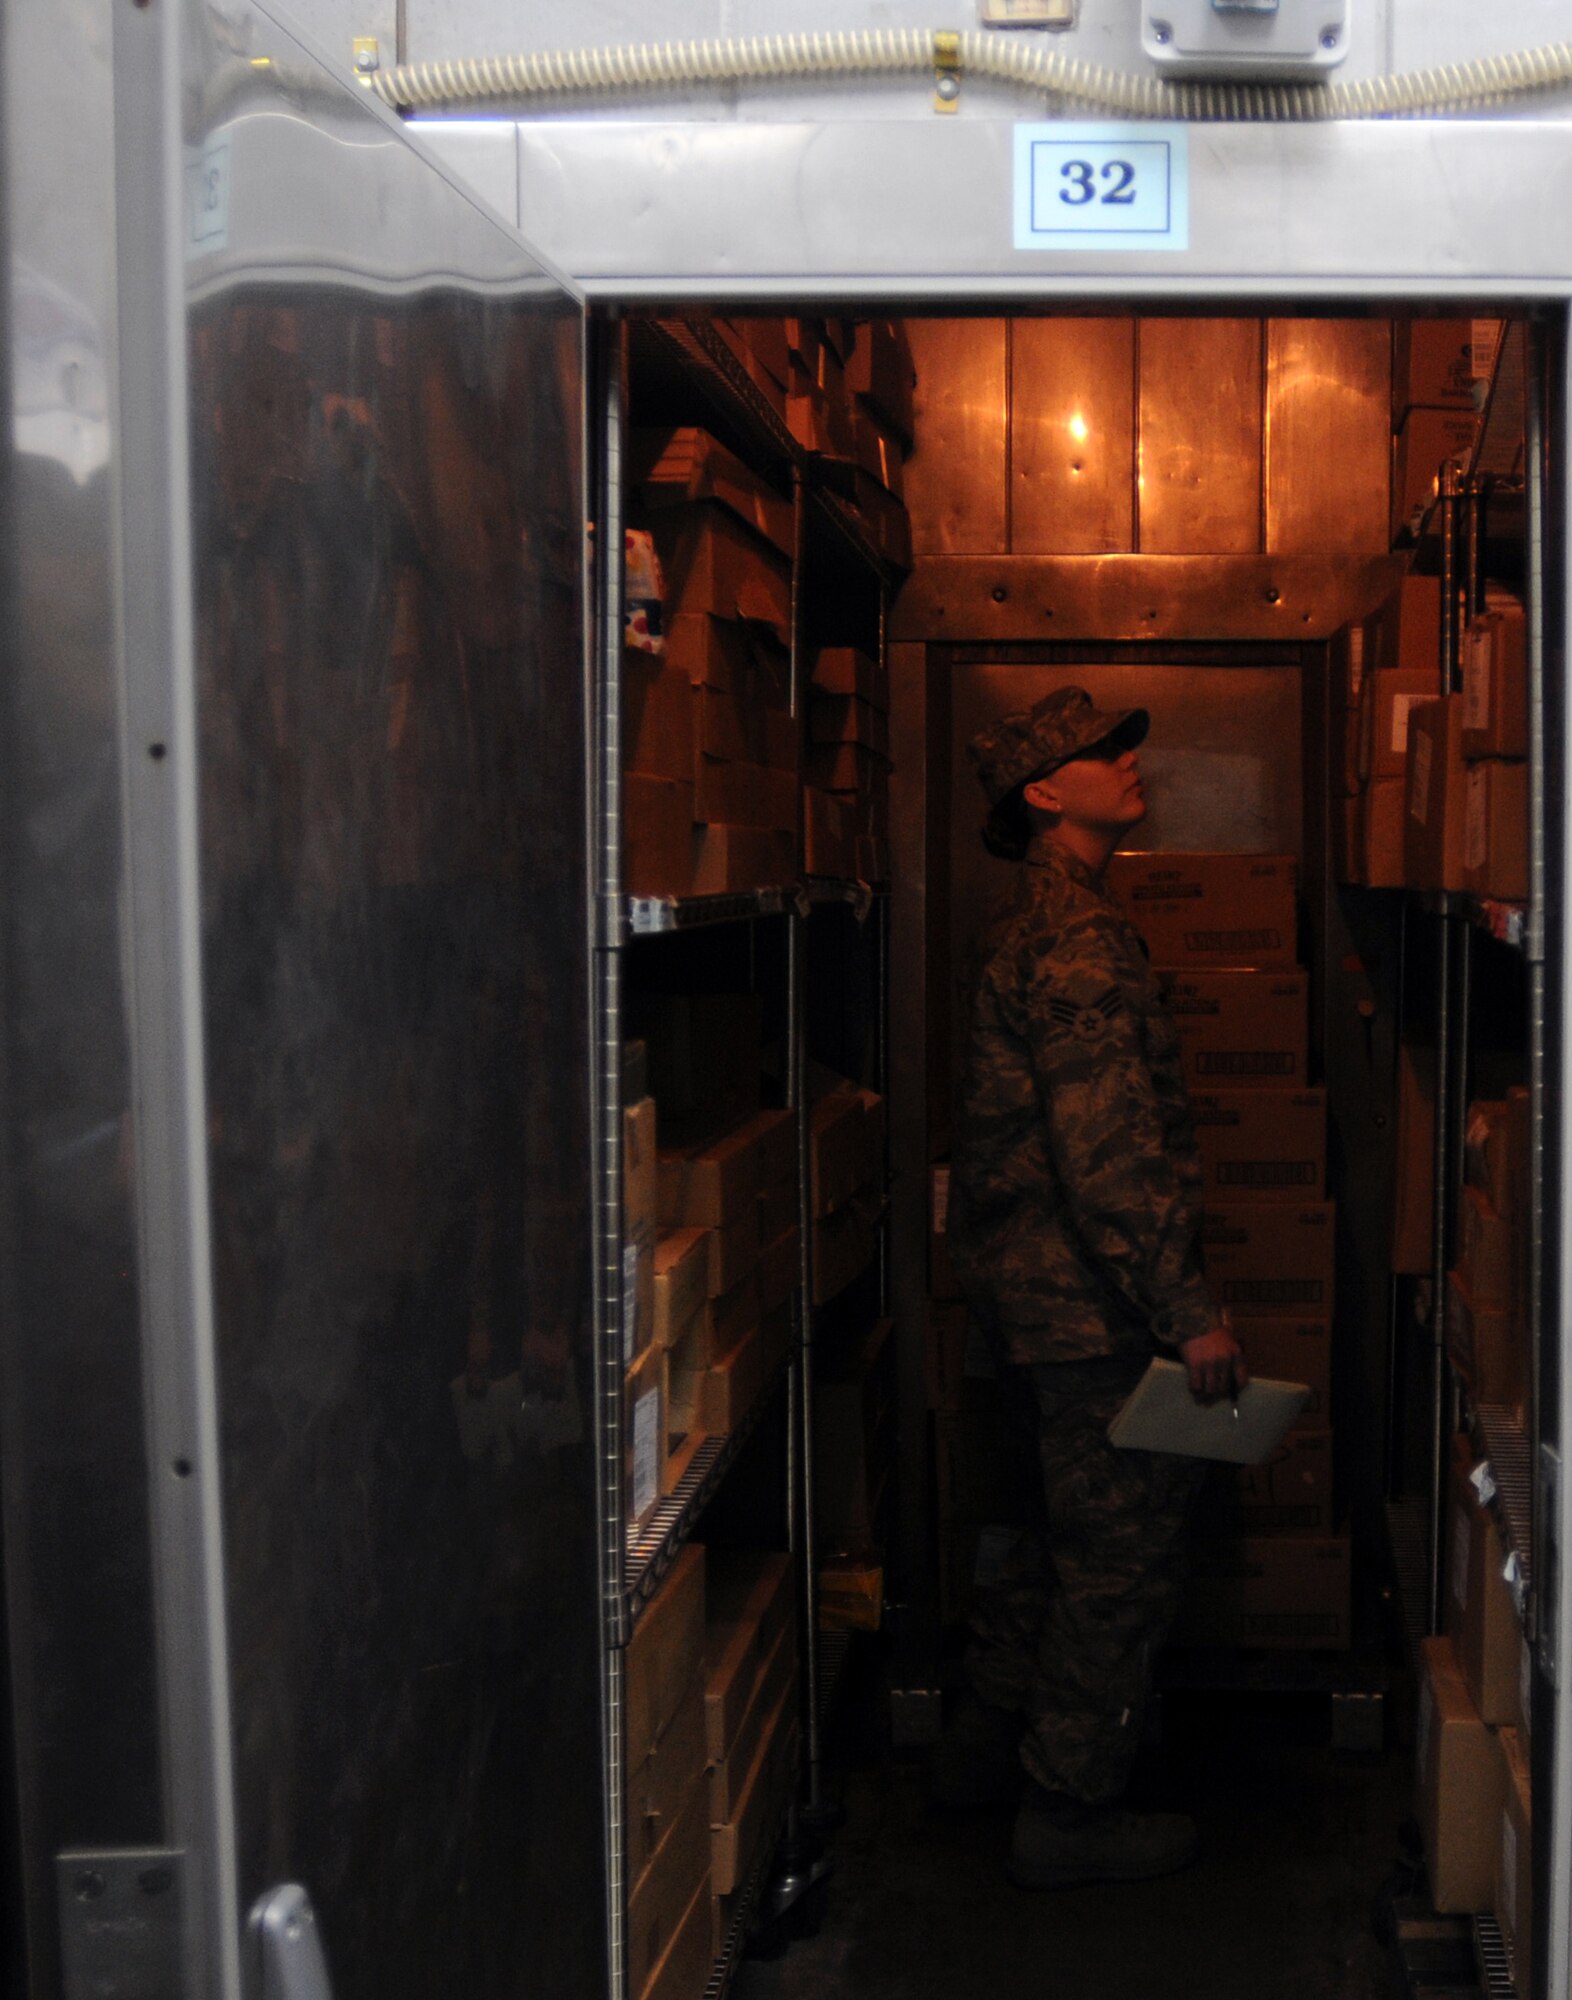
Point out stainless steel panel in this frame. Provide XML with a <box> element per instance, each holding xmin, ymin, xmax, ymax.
<box><xmin>182</xmin><ymin>7</ymin><xmax>602</xmax><ymax>1997</ymax></box>
<box><xmin>890</xmin><ymin>552</ymin><xmax>1409</xmax><ymax>643</ymax></box>
<box><xmin>1265</xmin><ymin>319</ymin><xmax>1392</xmax><ymax>553</ymax></box>
<box><xmin>905</xmin><ymin>318</ymin><xmax>1007</xmax><ymax>555</ymax></box>
<box><xmin>509</xmin><ymin>121</ymin><xmax>1572</xmax><ymax>296</ymax></box>
<box><xmin>1011</xmin><ymin>317</ymin><xmax>1135</xmax><ymax>556</ymax></box>
<box><xmin>1</xmin><ymin>5</ymin><xmax>166</xmax><ymax>1996</ymax></box>
<box><xmin>1137</xmin><ymin>317</ymin><xmax>1263</xmax><ymax>554</ymax></box>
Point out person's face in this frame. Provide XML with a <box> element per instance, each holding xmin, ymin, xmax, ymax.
<box><xmin>1023</xmin><ymin>739</ymin><xmax>1147</xmax><ymax>836</ymax></box>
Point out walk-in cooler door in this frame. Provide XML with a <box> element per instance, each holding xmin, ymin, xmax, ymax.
<box><xmin>2</xmin><ymin>6</ymin><xmax>604</xmax><ymax>1999</ymax></box>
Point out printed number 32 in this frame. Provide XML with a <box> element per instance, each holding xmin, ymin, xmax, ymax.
<box><xmin>1059</xmin><ymin>159</ymin><xmax>1137</xmax><ymax>206</ymax></box>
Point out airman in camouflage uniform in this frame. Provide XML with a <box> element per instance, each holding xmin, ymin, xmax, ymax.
<box><xmin>937</xmin><ymin>686</ymin><xmax>1245</xmax><ymax>1887</ymax></box>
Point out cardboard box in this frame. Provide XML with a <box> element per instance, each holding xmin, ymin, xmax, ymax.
<box><xmin>697</xmin><ymin>1270</ymin><xmax>761</xmax><ymax>1367</ymax></box>
<box><xmin>1393</xmin><ymin>408</ymin><xmax>1481</xmax><ymax>538</ymax></box>
<box><xmin>710</xmin><ymin>1688</ymin><xmax>798</xmax><ymax>1896</ymax></box>
<box><xmin>625</xmin><ymin>774</ymin><xmax>696</xmax><ymax>899</ymax></box>
<box><xmin>626</xmin><ymin>1096</ymin><xmax>660</xmax><ymax>1236</ymax></box>
<box><xmin>1393</xmin><ymin>319</ymin><xmax>1483</xmax><ymax>415</ymax></box>
<box><xmin>1196</xmin><ymin>1429</ymin><xmax>1335</xmax><ymax>1538</ymax></box>
<box><xmin>690</xmin><ymin>824</ymin><xmax>798</xmax><ymax>896</ymax></box>
<box><xmin>1358</xmin><ymin>776</ymin><xmax>1407</xmax><ymax>888</ymax></box>
<box><xmin>1158</xmin><ymin>970</ymin><xmax>1309</xmax><ymax>1091</ymax></box>
<box><xmin>1200</xmin><ymin>1203</ymin><xmax>1337</xmax><ymax>1318</ymax></box>
<box><xmin>654</xmin><ymin>1228</ymin><xmax>711</xmax><ymax>1352</ymax></box>
<box><xmin>811</xmin><ymin>646</ymin><xmax>886</xmax><ymax>709</ymax></box>
<box><xmin>1177</xmin><ymin>1536</ymin><xmax>1351</xmax><ymax>1650</ymax></box>
<box><xmin>625</xmin><ymin>657</ymin><xmax>697</xmax><ymax>783</ymax></box>
<box><xmin>805</xmin><ymin>740</ymin><xmax>890</xmax><ymax>795</ymax></box>
<box><xmin>1190</xmin><ymin>1087</ymin><xmax>1326</xmax><ymax>1204</ymax></box>
<box><xmin>1403</xmin><ymin>696</ymin><xmax>1468</xmax><ymax>892</ymax></box>
<box><xmin>756</xmin><ymin>1175</ymin><xmax>798</xmax><ymax>1248</ymax></box>
<box><xmin>710</xmin><ymin>318</ymin><xmax>789</xmax><ymax>417</ymax></box>
<box><xmin>1456</xmin><ymin>1184</ymin><xmax>1513</xmax><ymax>1312</ymax></box>
<box><xmin>626</xmin><ymin>1344</ymin><xmax>670</xmax><ymax>1531</ymax></box>
<box><xmin>1105</xmin><ymin>853</ymin><xmax>1298</xmax><ymax>968</ymax></box>
<box><xmin>649</xmin><ymin>504</ymin><xmax>792</xmax><ymax>645</ymax></box>
<box><xmin>627</xmin><ymin>1680</ymin><xmax>708</xmax><ymax>1886</ymax></box>
<box><xmin>1463</xmin><ymin>759</ymin><xmax>1529</xmax><ymax>902</ymax></box>
<box><xmin>671</xmin><ymin>1301</ymin><xmax>791</xmax><ymax>1439</ymax></box>
<box><xmin>810</xmin><ymin>1082</ymin><xmax>870</xmax><ymax>1218</ymax></box>
<box><xmin>1446</xmin><ymin>1432</ymin><xmax>1524</xmax><ymax>1724</ymax></box>
<box><xmin>811</xmin><ymin>691</ymin><xmax>889</xmax><ymax>755</ymax></box>
<box><xmin>1368</xmin><ymin>575</ymin><xmax>1442</xmax><ymax>676</ymax></box>
<box><xmin>1361</xmin><ymin>667</ymin><xmax>1439</xmax><ymax>783</ymax></box>
<box><xmin>1462</xmin><ymin>604</ymin><xmax>1529</xmax><ymax>760</ymax></box>
<box><xmin>709</xmin><ymin>1621</ymin><xmax>797</xmax><ymax>1826</ymax></box>
<box><xmin>633</xmin><ymin>427</ymin><xmax>795</xmax><ymax>560</ymax></box>
<box><xmin>627</xmin><ymin>1775</ymin><xmax>711</xmax><ymax>2000</ymax></box>
<box><xmin>1446</xmin><ymin>1269</ymin><xmax>1528</xmax><ymax>1416</ymax></box>
<box><xmin>664</xmin><ymin>613</ymin><xmax>789</xmax><ymax>704</ymax></box>
<box><xmin>1392</xmin><ymin>1041</ymin><xmax>1437</xmax><ymax>1273</ymax></box>
<box><xmin>1232</xmin><ymin>1317</ymin><xmax>1331</xmax><ymax>1428</ymax></box>
<box><xmin>627</xmin><ymin>1545</ymin><xmax>708</xmax><ymax>1755</ymax></box>
<box><xmin>705</xmin><ymin>1550</ymin><xmax>796</xmax><ymax>1762</ymax></box>
<box><xmin>694</xmin><ymin>758</ymin><xmax>797</xmax><ymax>834</ymax></box>
<box><xmin>659</xmin><ymin>1122</ymin><xmax>764</xmax><ymax>1230</ymax></box>
<box><xmin>639</xmin><ymin>1873</ymin><xmax>713</xmax><ymax>2000</ymax></box>
<box><xmin>1495</xmin><ymin>1727</ymin><xmax>1533</xmax><ymax>1998</ymax></box>
<box><xmin>1415</xmin><ymin>1635</ymin><xmax>1506</xmax><ymax>1912</ymax></box>
<box><xmin>702</xmin><ymin>1206</ymin><xmax>760</xmax><ymax>1301</ymax></box>
<box><xmin>736</xmin><ymin>1107</ymin><xmax>798</xmax><ymax>1194</ymax></box>
<box><xmin>845</xmin><ymin>316</ymin><xmax>916</xmax><ymax>441</ymax></box>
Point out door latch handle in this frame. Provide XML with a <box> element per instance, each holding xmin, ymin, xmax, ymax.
<box><xmin>248</xmin><ymin>1885</ymin><xmax>335</xmax><ymax>2000</ymax></box>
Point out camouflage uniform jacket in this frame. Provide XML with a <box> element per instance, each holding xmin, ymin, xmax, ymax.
<box><xmin>950</xmin><ymin>834</ymin><xmax>1213</xmax><ymax>1365</ymax></box>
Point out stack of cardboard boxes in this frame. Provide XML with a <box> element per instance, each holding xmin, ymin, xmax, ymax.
<box><xmin>1419</xmin><ymin>1426</ymin><xmax>1533</xmax><ymax>1979</ymax></box>
<box><xmin>1106</xmin><ymin>853</ymin><xmax>1351</xmax><ymax>1652</ymax></box>
<box><xmin>1390</xmin><ymin>319</ymin><xmax>1497</xmax><ymax>545</ymax></box>
<box><xmin>807</xmin><ymin>646</ymin><xmax>890</xmax><ymax>884</ymax></box>
<box><xmin>624</xmin><ymin>428</ymin><xmax>797</xmax><ymax>899</ymax></box>
<box><xmin>623</xmin><ymin>1000</ymin><xmax>799</xmax><ymax>1503</ymax></box>
<box><xmin>1337</xmin><ymin>574</ymin><xmax>1440</xmax><ymax>887</ymax></box>
<box><xmin>624</xmin><ymin>1541</ymin><xmax>801</xmax><ymax>2000</ymax></box>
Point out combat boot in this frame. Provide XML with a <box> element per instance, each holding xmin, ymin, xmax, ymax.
<box><xmin>1008</xmin><ymin>1787</ymin><xmax>1199</xmax><ymax>1887</ymax></box>
<box><xmin>926</xmin><ymin>1691</ymin><xmax>1024</xmax><ymax>1809</ymax></box>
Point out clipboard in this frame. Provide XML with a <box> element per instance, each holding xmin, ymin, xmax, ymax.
<box><xmin>1108</xmin><ymin>1358</ymin><xmax>1310</xmax><ymax>1466</ymax></box>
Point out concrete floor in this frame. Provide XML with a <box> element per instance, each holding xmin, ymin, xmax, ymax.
<box><xmin>737</xmin><ymin>1691</ymin><xmax>1414</xmax><ymax>2000</ymax></box>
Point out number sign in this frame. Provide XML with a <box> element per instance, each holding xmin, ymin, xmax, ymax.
<box><xmin>1013</xmin><ymin>124</ymin><xmax>1189</xmax><ymax>253</ymax></box>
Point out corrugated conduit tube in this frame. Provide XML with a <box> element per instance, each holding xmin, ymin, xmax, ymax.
<box><xmin>371</xmin><ymin>27</ymin><xmax>1572</xmax><ymax>121</ymax></box>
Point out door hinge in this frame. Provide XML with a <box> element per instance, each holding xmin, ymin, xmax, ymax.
<box><xmin>57</xmin><ymin>1848</ymin><xmax>184</xmax><ymax>2000</ymax></box>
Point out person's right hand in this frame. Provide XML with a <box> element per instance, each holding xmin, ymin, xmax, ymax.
<box><xmin>1177</xmin><ymin>1323</ymin><xmax>1248</xmax><ymax>1404</ymax></box>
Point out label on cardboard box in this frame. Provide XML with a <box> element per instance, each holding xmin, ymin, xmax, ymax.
<box><xmin>1410</xmin><ymin>731</ymin><xmax>1433</xmax><ymax>826</ymax></box>
<box><xmin>1465</xmin><ymin>627</ymin><xmax>1493</xmax><ymax>732</ymax></box>
<box><xmin>632</xmin><ymin>1383</ymin><xmax>662</xmax><ymax>1521</ymax></box>
<box><xmin>1466</xmin><ymin>766</ymin><xmax>1488</xmax><ymax>871</ymax></box>
<box><xmin>1390</xmin><ymin>692</ymin><xmax>1427</xmax><ymax>758</ymax></box>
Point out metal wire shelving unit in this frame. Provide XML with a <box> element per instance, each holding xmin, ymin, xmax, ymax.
<box><xmin>595</xmin><ymin>308</ymin><xmax>895</xmax><ymax>2000</ymax></box>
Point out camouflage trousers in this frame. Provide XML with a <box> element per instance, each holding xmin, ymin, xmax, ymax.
<box><xmin>966</xmin><ymin>1355</ymin><xmax>1206</xmax><ymax>1805</ymax></box>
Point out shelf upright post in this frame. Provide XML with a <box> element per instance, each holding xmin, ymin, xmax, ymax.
<box><xmin>590</xmin><ymin>312</ymin><xmax>631</xmax><ymax>2000</ymax></box>
<box><xmin>876</xmin><ymin>578</ymin><xmax>893</xmax><ymax>1322</ymax></box>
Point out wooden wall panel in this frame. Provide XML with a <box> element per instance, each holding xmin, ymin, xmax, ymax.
<box><xmin>1010</xmin><ymin>316</ymin><xmax>1135</xmax><ymax>555</ymax></box>
<box><xmin>1266</xmin><ymin>319</ymin><xmax>1392</xmax><ymax>554</ymax></box>
<box><xmin>1137</xmin><ymin>318</ymin><xmax>1263</xmax><ymax>554</ymax></box>
<box><xmin>904</xmin><ymin>318</ymin><xmax>1008</xmax><ymax>555</ymax></box>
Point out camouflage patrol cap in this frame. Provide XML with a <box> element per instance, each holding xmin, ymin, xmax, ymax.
<box><xmin>967</xmin><ymin>686</ymin><xmax>1150</xmax><ymax>809</ymax></box>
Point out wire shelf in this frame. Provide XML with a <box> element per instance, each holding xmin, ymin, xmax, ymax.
<box><xmin>1474</xmin><ymin>1912</ymin><xmax>1517</xmax><ymax>1999</ymax></box>
<box><xmin>625</xmin><ymin>887</ymin><xmax>794</xmax><ymax>936</ymax></box>
<box><xmin>635</xmin><ymin>317</ymin><xmax>800</xmax><ymax>476</ymax></box>
<box><xmin>1473</xmin><ymin>1404</ymin><xmax>1533</xmax><ymax>1605</ymax></box>
<box><xmin>1419</xmin><ymin>891</ymin><xmax>1528</xmax><ymax>953</ymax></box>
<box><xmin>625</xmin><ymin>1354</ymin><xmax>792</xmax><ymax>1621</ymax></box>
